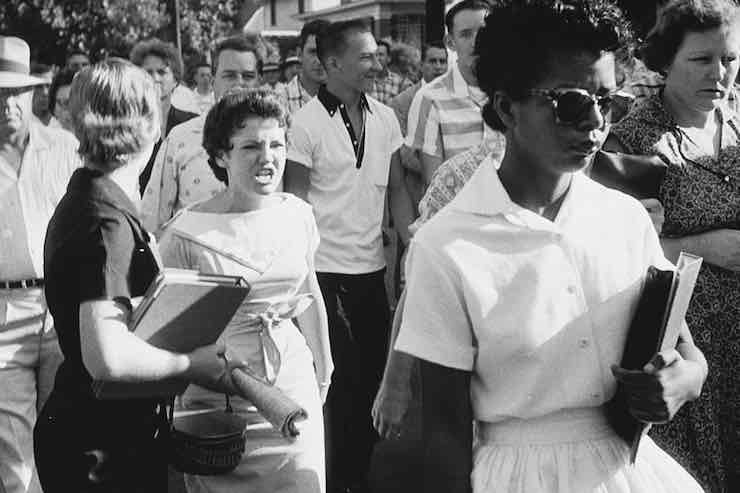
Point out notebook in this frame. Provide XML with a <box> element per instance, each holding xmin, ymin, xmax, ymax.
<box><xmin>92</xmin><ymin>268</ymin><xmax>250</xmax><ymax>399</ymax></box>
<box><xmin>606</xmin><ymin>252</ymin><xmax>702</xmax><ymax>463</ymax></box>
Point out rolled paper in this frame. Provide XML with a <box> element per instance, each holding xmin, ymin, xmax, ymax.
<box><xmin>230</xmin><ymin>367</ymin><xmax>308</xmax><ymax>438</ymax></box>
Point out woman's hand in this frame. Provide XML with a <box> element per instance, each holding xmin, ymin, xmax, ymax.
<box><xmin>611</xmin><ymin>348</ymin><xmax>705</xmax><ymax>423</ymax></box>
<box><xmin>640</xmin><ymin>199</ymin><xmax>665</xmax><ymax>235</ymax></box>
<box><xmin>184</xmin><ymin>341</ymin><xmax>246</xmax><ymax>394</ymax></box>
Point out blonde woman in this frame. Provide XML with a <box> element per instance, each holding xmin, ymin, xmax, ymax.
<box><xmin>34</xmin><ymin>59</ymin><xmax>234</xmax><ymax>492</ymax></box>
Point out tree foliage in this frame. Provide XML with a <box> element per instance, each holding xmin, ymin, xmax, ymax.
<box><xmin>1</xmin><ymin>0</ymin><xmax>170</xmax><ymax>63</ymax></box>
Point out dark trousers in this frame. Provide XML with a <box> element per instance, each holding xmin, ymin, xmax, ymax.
<box><xmin>317</xmin><ymin>269</ymin><xmax>391</xmax><ymax>493</ymax></box>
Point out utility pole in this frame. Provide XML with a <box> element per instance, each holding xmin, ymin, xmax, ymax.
<box><xmin>426</xmin><ymin>0</ymin><xmax>445</xmax><ymax>43</ymax></box>
<box><xmin>167</xmin><ymin>0</ymin><xmax>183</xmax><ymax>57</ymax></box>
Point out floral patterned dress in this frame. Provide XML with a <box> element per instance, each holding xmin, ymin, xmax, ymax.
<box><xmin>611</xmin><ymin>95</ymin><xmax>740</xmax><ymax>493</ymax></box>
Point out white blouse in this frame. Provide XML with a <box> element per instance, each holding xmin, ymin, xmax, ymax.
<box><xmin>395</xmin><ymin>158</ymin><xmax>673</xmax><ymax>423</ymax></box>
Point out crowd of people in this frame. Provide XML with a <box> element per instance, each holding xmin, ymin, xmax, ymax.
<box><xmin>1</xmin><ymin>1</ymin><xmax>738</xmax><ymax>493</ymax></box>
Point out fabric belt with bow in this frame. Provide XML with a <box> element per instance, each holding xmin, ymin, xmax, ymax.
<box><xmin>231</xmin><ymin>293</ymin><xmax>314</xmax><ymax>385</ymax></box>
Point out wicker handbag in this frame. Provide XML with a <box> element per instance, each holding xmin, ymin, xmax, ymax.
<box><xmin>162</xmin><ymin>396</ymin><xmax>247</xmax><ymax>476</ymax></box>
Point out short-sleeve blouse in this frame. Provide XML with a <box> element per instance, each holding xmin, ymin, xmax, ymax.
<box><xmin>396</xmin><ymin>161</ymin><xmax>672</xmax><ymax>423</ymax></box>
<box><xmin>44</xmin><ymin>167</ymin><xmax>160</xmax><ymax>425</ymax></box>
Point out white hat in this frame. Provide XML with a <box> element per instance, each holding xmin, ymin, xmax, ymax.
<box><xmin>0</xmin><ymin>37</ymin><xmax>48</xmax><ymax>88</ymax></box>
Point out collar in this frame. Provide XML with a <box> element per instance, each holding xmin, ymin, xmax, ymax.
<box><xmin>450</xmin><ymin>155</ymin><xmax>512</xmax><ymax>216</ymax></box>
<box><xmin>318</xmin><ymin>85</ymin><xmax>371</xmax><ymax>117</ymax></box>
<box><xmin>25</xmin><ymin>120</ymin><xmax>51</xmax><ymax>152</ymax></box>
<box><xmin>451</xmin><ymin>61</ymin><xmax>471</xmax><ymax>98</ymax></box>
<box><xmin>68</xmin><ymin>167</ymin><xmax>140</xmax><ymax>220</ymax></box>
<box><xmin>451</xmin><ymin>156</ymin><xmax>587</xmax><ymax>229</ymax></box>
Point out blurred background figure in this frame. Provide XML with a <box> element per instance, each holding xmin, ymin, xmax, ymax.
<box><xmin>29</xmin><ymin>63</ymin><xmax>54</xmax><ymax>126</ymax></box>
<box><xmin>275</xmin><ymin>19</ymin><xmax>329</xmax><ymax>116</ymax></box>
<box><xmin>369</xmin><ymin>39</ymin><xmax>412</xmax><ymax>105</ymax></box>
<box><xmin>262</xmin><ymin>59</ymin><xmax>283</xmax><ymax>89</ymax></box>
<box><xmin>130</xmin><ymin>38</ymin><xmax>198</xmax><ymax>193</ymax></box>
<box><xmin>46</xmin><ymin>68</ymin><xmax>76</xmax><ymax>134</ymax></box>
<box><xmin>282</xmin><ymin>55</ymin><xmax>301</xmax><ymax>83</ymax></box>
<box><xmin>190</xmin><ymin>58</ymin><xmax>215</xmax><ymax>114</ymax></box>
<box><xmin>389</xmin><ymin>40</ymin><xmax>449</xmax><ymax>211</ymax></box>
<box><xmin>64</xmin><ymin>50</ymin><xmax>90</xmax><ymax>73</ymax></box>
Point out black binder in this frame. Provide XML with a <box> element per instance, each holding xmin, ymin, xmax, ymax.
<box><xmin>606</xmin><ymin>253</ymin><xmax>702</xmax><ymax>463</ymax></box>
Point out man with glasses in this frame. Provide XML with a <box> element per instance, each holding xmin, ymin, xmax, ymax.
<box><xmin>0</xmin><ymin>36</ymin><xmax>81</xmax><ymax>493</ymax></box>
<box><xmin>141</xmin><ymin>36</ymin><xmax>263</xmax><ymax>235</ymax></box>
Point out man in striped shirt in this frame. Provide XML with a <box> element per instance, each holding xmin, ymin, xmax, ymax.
<box><xmin>406</xmin><ymin>0</ymin><xmax>501</xmax><ymax>185</ymax></box>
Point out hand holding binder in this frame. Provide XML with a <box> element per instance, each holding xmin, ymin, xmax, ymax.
<box><xmin>606</xmin><ymin>252</ymin><xmax>703</xmax><ymax>463</ymax></box>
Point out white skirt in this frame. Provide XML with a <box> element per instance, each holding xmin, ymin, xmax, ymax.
<box><xmin>473</xmin><ymin>407</ymin><xmax>704</xmax><ymax>493</ymax></box>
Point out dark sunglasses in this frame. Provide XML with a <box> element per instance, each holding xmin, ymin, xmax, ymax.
<box><xmin>527</xmin><ymin>88</ymin><xmax>626</xmax><ymax>126</ymax></box>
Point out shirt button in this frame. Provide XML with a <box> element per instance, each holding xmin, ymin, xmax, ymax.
<box><xmin>591</xmin><ymin>393</ymin><xmax>601</xmax><ymax>400</ymax></box>
<box><xmin>567</xmin><ymin>285</ymin><xmax>576</xmax><ymax>294</ymax></box>
<box><xmin>578</xmin><ymin>338</ymin><xmax>590</xmax><ymax>348</ymax></box>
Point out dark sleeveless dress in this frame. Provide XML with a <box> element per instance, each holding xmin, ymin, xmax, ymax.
<box><xmin>611</xmin><ymin>95</ymin><xmax>740</xmax><ymax>493</ymax></box>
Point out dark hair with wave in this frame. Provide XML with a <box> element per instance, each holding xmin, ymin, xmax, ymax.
<box><xmin>475</xmin><ymin>0</ymin><xmax>634</xmax><ymax>131</ymax></box>
<box><xmin>300</xmin><ymin>19</ymin><xmax>331</xmax><ymax>50</ymax></box>
<box><xmin>316</xmin><ymin>19</ymin><xmax>372</xmax><ymax>63</ymax></box>
<box><xmin>48</xmin><ymin>68</ymin><xmax>77</xmax><ymax>114</ymax></box>
<box><xmin>202</xmin><ymin>88</ymin><xmax>289</xmax><ymax>185</ymax></box>
<box><xmin>641</xmin><ymin>0</ymin><xmax>740</xmax><ymax>74</ymax></box>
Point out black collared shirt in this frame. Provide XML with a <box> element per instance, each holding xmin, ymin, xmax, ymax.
<box><xmin>318</xmin><ymin>85</ymin><xmax>372</xmax><ymax>168</ymax></box>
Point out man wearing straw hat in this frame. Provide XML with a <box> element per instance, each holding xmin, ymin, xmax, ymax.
<box><xmin>0</xmin><ymin>36</ymin><xmax>81</xmax><ymax>493</ymax></box>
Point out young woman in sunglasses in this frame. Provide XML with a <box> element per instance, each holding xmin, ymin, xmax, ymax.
<box><xmin>393</xmin><ymin>1</ymin><xmax>707</xmax><ymax>492</ymax></box>
<box><xmin>606</xmin><ymin>1</ymin><xmax>740</xmax><ymax>490</ymax></box>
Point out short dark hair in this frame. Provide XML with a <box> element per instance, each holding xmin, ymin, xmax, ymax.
<box><xmin>422</xmin><ymin>40</ymin><xmax>447</xmax><ymax>62</ymax></box>
<box><xmin>212</xmin><ymin>36</ymin><xmax>264</xmax><ymax>75</ymax></box>
<box><xmin>377</xmin><ymin>39</ymin><xmax>392</xmax><ymax>55</ymax></box>
<box><xmin>30</xmin><ymin>62</ymin><xmax>52</xmax><ymax>76</ymax></box>
<box><xmin>48</xmin><ymin>68</ymin><xmax>77</xmax><ymax>114</ymax></box>
<box><xmin>475</xmin><ymin>0</ymin><xmax>633</xmax><ymax>131</ymax></box>
<box><xmin>66</xmin><ymin>50</ymin><xmax>89</xmax><ymax>61</ymax></box>
<box><xmin>316</xmin><ymin>19</ymin><xmax>372</xmax><ymax>63</ymax></box>
<box><xmin>299</xmin><ymin>19</ymin><xmax>331</xmax><ymax>50</ymax></box>
<box><xmin>129</xmin><ymin>38</ymin><xmax>184</xmax><ymax>81</ymax></box>
<box><xmin>202</xmin><ymin>88</ymin><xmax>289</xmax><ymax>185</ymax></box>
<box><xmin>641</xmin><ymin>0</ymin><xmax>740</xmax><ymax>74</ymax></box>
<box><xmin>445</xmin><ymin>0</ymin><xmax>491</xmax><ymax>34</ymax></box>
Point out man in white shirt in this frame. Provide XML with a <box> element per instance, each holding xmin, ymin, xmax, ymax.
<box><xmin>141</xmin><ymin>36</ymin><xmax>263</xmax><ymax>234</ymax></box>
<box><xmin>284</xmin><ymin>20</ymin><xmax>415</xmax><ymax>493</ymax></box>
<box><xmin>0</xmin><ymin>36</ymin><xmax>81</xmax><ymax>493</ymax></box>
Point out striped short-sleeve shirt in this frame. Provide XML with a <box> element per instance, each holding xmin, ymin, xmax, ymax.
<box><xmin>406</xmin><ymin>62</ymin><xmax>489</xmax><ymax>161</ymax></box>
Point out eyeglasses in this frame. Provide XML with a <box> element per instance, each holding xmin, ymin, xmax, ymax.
<box><xmin>526</xmin><ymin>88</ymin><xmax>621</xmax><ymax>126</ymax></box>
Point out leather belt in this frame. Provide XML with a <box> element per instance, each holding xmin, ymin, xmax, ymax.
<box><xmin>0</xmin><ymin>278</ymin><xmax>44</xmax><ymax>289</ymax></box>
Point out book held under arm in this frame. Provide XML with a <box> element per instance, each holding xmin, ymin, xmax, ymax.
<box><xmin>606</xmin><ymin>252</ymin><xmax>702</xmax><ymax>463</ymax></box>
<box><xmin>92</xmin><ymin>268</ymin><xmax>250</xmax><ymax>399</ymax></box>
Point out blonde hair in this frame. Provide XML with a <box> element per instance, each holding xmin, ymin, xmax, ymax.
<box><xmin>70</xmin><ymin>58</ymin><xmax>160</xmax><ymax>171</ymax></box>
